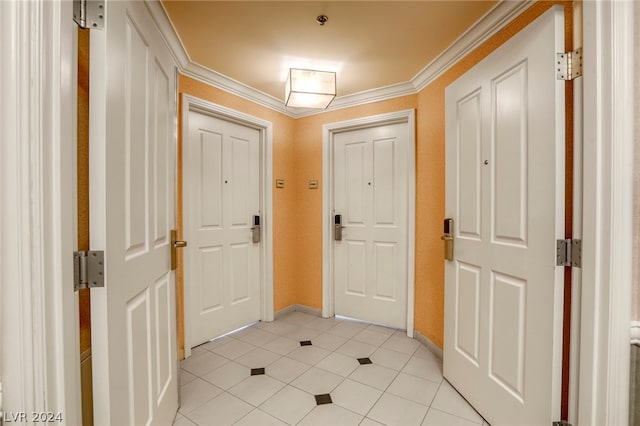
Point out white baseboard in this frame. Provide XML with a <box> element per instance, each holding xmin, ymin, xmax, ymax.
<box><xmin>273</xmin><ymin>305</ymin><xmax>296</xmax><ymax>319</ymax></box>
<box><xmin>274</xmin><ymin>304</ymin><xmax>322</xmax><ymax>320</ymax></box>
<box><xmin>294</xmin><ymin>304</ymin><xmax>323</xmax><ymax>317</ymax></box>
<box><xmin>413</xmin><ymin>330</ymin><xmax>444</xmax><ymax>361</ymax></box>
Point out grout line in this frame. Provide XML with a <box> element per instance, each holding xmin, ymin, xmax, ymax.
<box><xmin>179</xmin><ymin>313</ymin><xmax>453</xmax><ymax>426</ymax></box>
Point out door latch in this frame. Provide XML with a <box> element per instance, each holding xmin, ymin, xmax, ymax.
<box><xmin>334</xmin><ymin>214</ymin><xmax>345</xmax><ymax>241</ymax></box>
<box><xmin>171</xmin><ymin>229</ymin><xmax>187</xmax><ymax>271</ymax></box>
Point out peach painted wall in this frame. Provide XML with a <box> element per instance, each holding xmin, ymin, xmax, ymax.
<box><xmin>176</xmin><ymin>0</ymin><xmax>572</xmax><ymax>352</ymax></box>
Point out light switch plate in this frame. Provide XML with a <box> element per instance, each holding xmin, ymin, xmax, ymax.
<box><xmin>309</xmin><ymin>180</ymin><xmax>318</xmax><ymax>189</ymax></box>
<box><xmin>276</xmin><ymin>179</ymin><xmax>285</xmax><ymax>188</ymax></box>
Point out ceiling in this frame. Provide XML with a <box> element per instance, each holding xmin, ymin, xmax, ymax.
<box><xmin>161</xmin><ymin>1</ymin><xmax>498</xmax><ymax>105</ymax></box>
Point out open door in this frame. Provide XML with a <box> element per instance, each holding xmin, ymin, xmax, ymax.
<box><xmin>89</xmin><ymin>0</ymin><xmax>178</xmax><ymax>424</ymax></box>
<box><xmin>444</xmin><ymin>7</ymin><xmax>565</xmax><ymax>425</ymax></box>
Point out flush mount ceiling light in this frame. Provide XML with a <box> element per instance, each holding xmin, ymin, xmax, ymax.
<box><xmin>285</xmin><ymin>68</ymin><xmax>336</xmax><ymax>109</ymax></box>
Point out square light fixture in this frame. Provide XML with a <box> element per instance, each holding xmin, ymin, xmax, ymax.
<box><xmin>285</xmin><ymin>68</ymin><xmax>336</xmax><ymax>109</ymax></box>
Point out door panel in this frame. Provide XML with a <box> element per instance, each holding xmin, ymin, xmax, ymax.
<box><xmin>334</xmin><ymin>123</ymin><xmax>408</xmax><ymax>328</ymax></box>
<box><xmin>186</xmin><ymin>112</ymin><xmax>261</xmax><ymax>346</ymax></box>
<box><xmin>90</xmin><ymin>2</ymin><xmax>178</xmax><ymax>424</ymax></box>
<box><xmin>345</xmin><ymin>142</ymin><xmax>367</xmax><ymax>224</ymax></box>
<box><xmin>455</xmin><ymin>262</ymin><xmax>481</xmax><ymax>364</ymax></box>
<box><xmin>373</xmin><ymin>242</ymin><xmax>396</xmax><ymax>300</ymax></box>
<box><xmin>200</xmin><ymin>132</ymin><xmax>223</xmax><ymax>227</ymax></box>
<box><xmin>489</xmin><ymin>272</ymin><xmax>526</xmax><ymax>399</ymax></box>
<box><xmin>457</xmin><ymin>91</ymin><xmax>482</xmax><ymax>240</ymax></box>
<box><xmin>201</xmin><ymin>246</ymin><xmax>223</xmax><ymax>311</ymax></box>
<box><xmin>493</xmin><ymin>63</ymin><xmax>528</xmax><ymax>245</ymax></box>
<box><xmin>444</xmin><ymin>7</ymin><xmax>565</xmax><ymax>425</ymax></box>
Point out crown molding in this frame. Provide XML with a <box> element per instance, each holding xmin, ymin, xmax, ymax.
<box><xmin>146</xmin><ymin>0</ymin><xmax>534</xmax><ymax>119</ymax></box>
<box><xmin>145</xmin><ymin>0</ymin><xmax>190</xmax><ymax>68</ymax></box>
<box><xmin>182</xmin><ymin>61</ymin><xmax>293</xmax><ymax>115</ymax></box>
<box><xmin>411</xmin><ymin>0</ymin><xmax>535</xmax><ymax>92</ymax></box>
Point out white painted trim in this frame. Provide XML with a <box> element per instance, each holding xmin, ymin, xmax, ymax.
<box><xmin>406</xmin><ymin>113</ymin><xmax>417</xmax><ymax>339</ymax></box>
<box><xmin>274</xmin><ymin>304</ymin><xmax>323</xmax><ymax>319</ymax></box>
<box><xmin>181</xmin><ymin>95</ymin><xmax>275</xmax><ymax>353</ymax></box>
<box><xmin>0</xmin><ymin>0</ymin><xmax>81</xmax><ymax>423</ymax></box>
<box><xmin>413</xmin><ymin>330</ymin><xmax>443</xmax><ymax>361</ymax></box>
<box><xmin>569</xmin><ymin>54</ymin><xmax>584</xmax><ymax>426</ymax></box>
<box><xmin>411</xmin><ymin>0</ymin><xmax>534</xmax><ymax>92</ymax></box>
<box><xmin>144</xmin><ymin>0</ymin><xmax>190</xmax><ymax>69</ymax></box>
<box><xmin>274</xmin><ymin>305</ymin><xmax>297</xmax><ymax>320</ymax></box>
<box><xmin>87</xmin><ymin>23</ymin><xmax>111</xmax><ymax>424</ymax></box>
<box><xmin>146</xmin><ymin>0</ymin><xmax>534</xmax><ymax>119</ymax></box>
<box><xmin>578</xmin><ymin>1</ymin><xmax>634</xmax><ymax>424</ymax></box>
<box><xmin>322</xmin><ymin>110</ymin><xmax>416</xmax><ymax>336</ymax></box>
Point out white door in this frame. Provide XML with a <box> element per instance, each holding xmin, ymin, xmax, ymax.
<box><xmin>444</xmin><ymin>7</ymin><xmax>565</xmax><ymax>425</ymax></box>
<box><xmin>89</xmin><ymin>1</ymin><xmax>178</xmax><ymax>424</ymax></box>
<box><xmin>185</xmin><ymin>111</ymin><xmax>262</xmax><ymax>346</ymax></box>
<box><xmin>333</xmin><ymin>123</ymin><xmax>408</xmax><ymax>329</ymax></box>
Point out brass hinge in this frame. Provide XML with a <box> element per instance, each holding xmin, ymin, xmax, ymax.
<box><xmin>556</xmin><ymin>239</ymin><xmax>582</xmax><ymax>268</ymax></box>
<box><xmin>557</xmin><ymin>48</ymin><xmax>583</xmax><ymax>80</ymax></box>
<box><xmin>73</xmin><ymin>251</ymin><xmax>105</xmax><ymax>291</ymax></box>
<box><xmin>73</xmin><ymin>0</ymin><xmax>105</xmax><ymax>29</ymax></box>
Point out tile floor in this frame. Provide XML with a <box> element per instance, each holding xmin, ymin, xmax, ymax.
<box><xmin>174</xmin><ymin>311</ymin><xmax>488</xmax><ymax>426</ymax></box>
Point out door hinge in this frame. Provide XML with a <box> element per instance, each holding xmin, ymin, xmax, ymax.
<box><xmin>556</xmin><ymin>48</ymin><xmax>583</xmax><ymax>80</ymax></box>
<box><xmin>556</xmin><ymin>239</ymin><xmax>582</xmax><ymax>267</ymax></box>
<box><xmin>552</xmin><ymin>421</ymin><xmax>573</xmax><ymax>426</ymax></box>
<box><xmin>73</xmin><ymin>251</ymin><xmax>105</xmax><ymax>291</ymax></box>
<box><xmin>73</xmin><ymin>0</ymin><xmax>105</xmax><ymax>29</ymax></box>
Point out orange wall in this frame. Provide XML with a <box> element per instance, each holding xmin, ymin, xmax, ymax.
<box><xmin>177</xmin><ymin>0</ymin><xmax>571</xmax><ymax>351</ymax></box>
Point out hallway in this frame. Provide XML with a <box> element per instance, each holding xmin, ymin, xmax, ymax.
<box><xmin>174</xmin><ymin>311</ymin><xmax>487</xmax><ymax>425</ymax></box>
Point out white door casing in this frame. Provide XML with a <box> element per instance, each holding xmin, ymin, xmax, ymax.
<box><xmin>578</xmin><ymin>1</ymin><xmax>635</xmax><ymax>424</ymax></box>
<box><xmin>444</xmin><ymin>7</ymin><xmax>565</xmax><ymax>425</ymax></box>
<box><xmin>89</xmin><ymin>1</ymin><xmax>178</xmax><ymax>424</ymax></box>
<box><xmin>182</xmin><ymin>95</ymin><xmax>274</xmax><ymax>355</ymax></box>
<box><xmin>333</xmin><ymin>124</ymin><xmax>408</xmax><ymax>329</ymax></box>
<box><xmin>322</xmin><ymin>110</ymin><xmax>416</xmax><ymax>335</ymax></box>
<box><xmin>0</xmin><ymin>0</ymin><xmax>81</xmax><ymax>423</ymax></box>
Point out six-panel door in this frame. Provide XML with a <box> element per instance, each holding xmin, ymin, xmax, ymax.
<box><xmin>333</xmin><ymin>123</ymin><xmax>409</xmax><ymax>329</ymax></box>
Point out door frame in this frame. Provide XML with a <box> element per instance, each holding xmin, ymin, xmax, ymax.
<box><xmin>181</xmin><ymin>94</ymin><xmax>274</xmax><ymax>356</ymax></box>
<box><xmin>0</xmin><ymin>0</ymin><xmax>81</xmax><ymax>422</ymax></box>
<box><xmin>577</xmin><ymin>0</ymin><xmax>635</xmax><ymax>424</ymax></box>
<box><xmin>321</xmin><ymin>109</ymin><xmax>416</xmax><ymax>336</ymax></box>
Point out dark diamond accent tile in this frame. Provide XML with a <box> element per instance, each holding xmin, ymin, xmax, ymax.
<box><xmin>357</xmin><ymin>357</ymin><xmax>373</xmax><ymax>365</ymax></box>
<box><xmin>251</xmin><ymin>368</ymin><xmax>265</xmax><ymax>376</ymax></box>
<box><xmin>314</xmin><ymin>393</ymin><xmax>332</xmax><ymax>405</ymax></box>
<box><xmin>300</xmin><ymin>340</ymin><xmax>312</xmax><ymax>346</ymax></box>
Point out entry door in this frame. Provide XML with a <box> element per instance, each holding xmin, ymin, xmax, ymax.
<box><xmin>333</xmin><ymin>123</ymin><xmax>408</xmax><ymax>329</ymax></box>
<box><xmin>89</xmin><ymin>1</ymin><xmax>178</xmax><ymax>424</ymax></box>
<box><xmin>185</xmin><ymin>111</ymin><xmax>261</xmax><ymax>346</ymax></box>
<box><xmin>444</xmin><ymin>7</ymin><xmax>565</xmax><ymax>425</ymax></box>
